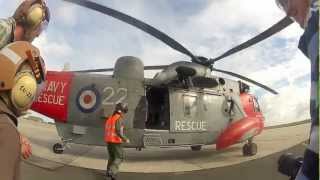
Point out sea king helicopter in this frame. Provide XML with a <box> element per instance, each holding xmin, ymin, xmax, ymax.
<box><xmin>30</xmin><ymin>0</ymin><xmax>294</xmax><ymax>156</ymax></box>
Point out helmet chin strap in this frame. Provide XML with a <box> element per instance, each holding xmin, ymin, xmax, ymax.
<box><xmin>22</xmin><ymin>29</ymin><xmax>36</xmax><ymax>42</ymax></box>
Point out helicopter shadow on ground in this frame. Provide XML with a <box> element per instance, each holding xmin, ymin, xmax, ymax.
<box><xmin>124</xmin><ymin>146</ymin><xmax>242</xmax><ymax>162</ymax></box>
<box><xmin>26</xmin><ymin>135</ymin><xmax>96</xmax><ymax>164</ymax></box>
<box><xmin>27</xmin><ymin>134</ymin><xmax>93</xmax><ymax>154</ymax></box>
<box><xmin>27</xmin><ymin>131</ymin><xmax>245</xmax><ymax>165</ymax></box>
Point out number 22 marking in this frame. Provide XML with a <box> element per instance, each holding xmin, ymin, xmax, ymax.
<box><xmin>102</xmin><ymin>87</ymin><xmax>127</xmax><ymax>105</ymax></box>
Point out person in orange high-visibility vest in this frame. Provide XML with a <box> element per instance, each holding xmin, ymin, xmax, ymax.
<box><xmin>105</xmin><ymin>103</ymin><xmax>129</xmax><ymax>180</ymax></box>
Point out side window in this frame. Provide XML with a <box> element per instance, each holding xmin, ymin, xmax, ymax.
<box><xmin>252</xmin><ymin>97</ymin><xmax>261</xmax><ymax>112</ymax></box>
<box><xmin>183</xmin><ymin>95</ymin><xmax>198</xmax><ymax>117</ymax></box>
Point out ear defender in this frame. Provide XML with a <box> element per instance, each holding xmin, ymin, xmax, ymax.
<box><xmin>26</xmin><ymin>3</ymin><xmax>45</xmax><ymax>28</ymax></box>
<box><xmin>10</xmin><ymin>71</ymin><xmax>37</xmax><ymax>112</ymax></box>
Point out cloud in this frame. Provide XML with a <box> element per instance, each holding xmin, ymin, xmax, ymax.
<box><xmin>248</xmin><ymin>51</ymin><xmax>310</xmax><ymax>86</ymax></box>
<box><xmin>55</xmin><ymin>3</ymin><xmax>78</xmax><ymax>27</ymax></box>
<box><xmin>33</xmin><ymin>32</ymin><xmax>74</xmax><ymax>70</ymax></box>
<box><xmin>260</xmin><ymin>84</ymin><xmax>310</xmax><ymax>126</ymax></box>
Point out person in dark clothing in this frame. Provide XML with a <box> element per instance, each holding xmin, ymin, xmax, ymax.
<box><xmin>104</xmin><ymin>103</ymin><xmax>130</xmax><ymax>180</ymax></box>
<box><xmin>276</xmin><ymin>0</ymin><xmax>318</xmax><ymax>179</ymax></box>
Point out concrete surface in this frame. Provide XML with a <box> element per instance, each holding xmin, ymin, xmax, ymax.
<box><xmin>20</xmin><ymin>144</ymin><xmax>307</xmax><ymax>180</ymax></box>
<box><xmin>18</xmin><ymin>119</ymin><xmax>310</xmax><ymax>173</ymax></box>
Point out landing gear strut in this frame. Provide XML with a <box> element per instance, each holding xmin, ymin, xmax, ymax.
<box><xmin>242</xmin><ymin>138</ymin><xmax>257</xmax><ymax>156</ymax></box>
<box><xmin>53</xmin><ymin>139</ymin><xmax>72</xmax><ymax>154</ymax></box>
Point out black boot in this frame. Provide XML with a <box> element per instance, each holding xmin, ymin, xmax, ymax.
<box><xmin>106</xmin><ymin>169</ymin><xmax>111</xmax><ymax>177</ymax></box>
<box><xmin>111</xmin><ymin>175</ymin><xmax>117</xmax><ymax>180</ymax></box>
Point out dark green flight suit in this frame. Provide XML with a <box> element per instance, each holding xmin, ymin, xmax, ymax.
<box><xmin>106</xmin><ymin>118</ymin><xmax>128</xmax><ymax>178</ymax></box>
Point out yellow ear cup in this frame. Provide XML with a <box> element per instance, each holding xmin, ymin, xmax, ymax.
<box><xmin>26</xmin><ymin>4</ymin><xmax>44</xmax><ymax>27</ymax></box>
<box><xmin>11</xmin><ymin>72</ymin><xmax>37</xmax><ymax>111</ymax></box>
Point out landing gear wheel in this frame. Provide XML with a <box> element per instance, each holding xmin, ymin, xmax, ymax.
<box><xmin>242</xmin><ymin>143</ymin><xmax>257</xmax><ymax>156</ymax></box>
<box><xmin>53</xmin><ymin>143</ymin><xmax>64</xmax><ymax>154</ymax></box>
<box><xmin>191</xmin><ymin>145</ymin><xmax>202</xmax><ymax>151</ymax></box>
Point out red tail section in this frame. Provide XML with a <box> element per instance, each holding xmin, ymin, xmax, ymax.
<box><xmin>216</xmin><ymin>93</ymin><xmax>264</xmax><ymax>150</ymax></box>
<box><xmin>31</xmin><ymin>71</ymin><xmax>74</xmax><ymax>123</ymax></box>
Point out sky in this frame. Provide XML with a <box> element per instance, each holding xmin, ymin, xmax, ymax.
<box><xmin>1</xmin><ymin>0</ymin><xmax>310</xmax><ymax>126</ymax></box>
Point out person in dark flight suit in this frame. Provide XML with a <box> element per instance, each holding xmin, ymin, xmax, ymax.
<box><xmin>104</xmin><ymin>103</ymin><xmax>130</xmax><ymax>180</ymax></box>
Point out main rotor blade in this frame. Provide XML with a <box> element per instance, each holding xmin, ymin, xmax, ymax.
<box><xmin>73</xmin><ymin>68</ymin><xmax>114</xmax><ymax>73</ymax></box>
<box><xmin>207</xmin><ymin>16</ymin><xmax>294</xmax><ymax>65</ymax></box>
<box><xmin>144</xmin><ymin>65</ymin><xmax>168</xmax><ymax>70</ymax></box>
<box><xmin>73</xmin><ymin>65</ymin><xmax>168</xmax><ymax>73</ymax></box>
<box><xmin>212</xmin><ymin>68</ymin><xmax>278</xmax><ymax>95</ymax></box>
<box><xmin>63</xmin><ymin>0</ymin><xmax>200</xmax><ymax>63</ymax></box>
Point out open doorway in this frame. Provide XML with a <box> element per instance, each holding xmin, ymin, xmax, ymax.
<box><xmin>146</xmin><ymin>87</ymin><xmax>170</xmax><ymax>130</ymax></box>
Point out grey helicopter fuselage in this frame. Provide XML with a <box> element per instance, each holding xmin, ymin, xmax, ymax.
<box><xmin>31</xmin><ymin>56</ymin><xmax>249</xmax><ymax>149</ymax></box>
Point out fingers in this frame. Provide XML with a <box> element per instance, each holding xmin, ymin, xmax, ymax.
<box><xmin>22</xmin><ymin>141</ymin><xmax>32</xmax><ymax>159</ymax></box>
<box><xmin>20</xmin><ymin>135</ymin><xmax>32</xmax><ymax>159</ymax></box>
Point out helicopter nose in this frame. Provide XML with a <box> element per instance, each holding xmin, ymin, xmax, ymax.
<box><xmin>216</xmin><ymin>117</ymin><xmax>263</xmax><ymax>150</ymax></box>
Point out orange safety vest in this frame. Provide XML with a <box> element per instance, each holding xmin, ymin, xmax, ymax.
<box><xmin>104</xmin><ymin>113</ymin><xmax>123</xmax><ymax>143</ymax></box>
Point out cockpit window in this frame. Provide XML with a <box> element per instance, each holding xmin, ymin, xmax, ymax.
<box><xmin>183</xmin><ymin>95</ymin><xmax>198</xmax><ymax>117</ymax></box>
<box><xmin>253</xmin><ymin>97</ymin><xmax>261</xmax><ymax>112</ymax></box>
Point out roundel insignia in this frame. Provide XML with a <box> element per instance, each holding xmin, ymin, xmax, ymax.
<box><xmin>76</xmin><ymin>85</ymin><xmax>100</xmax><ymax>113</ymax></box>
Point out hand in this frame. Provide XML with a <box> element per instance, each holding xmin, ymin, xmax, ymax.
<box><xmin>20</xmin><ymin>135</ymin><xmax>32</xmax><ymax>160</ymax></box>
<box><xmin>126</xmin><ymin>139</ymin><xmax>130</xmax><ymax>143</ymax></box>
